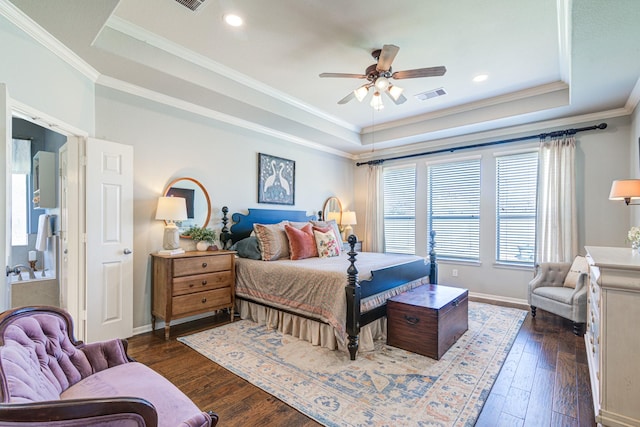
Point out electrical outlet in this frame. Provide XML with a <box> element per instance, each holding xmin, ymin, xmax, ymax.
<box><xmin>452</xmin><ymin>269</ymin><xmax>458</xmax><ymax>277</ymax></box>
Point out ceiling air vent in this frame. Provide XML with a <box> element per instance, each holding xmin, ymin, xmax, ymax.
<box><xmin>174</xmin><ymin>0</ymin><xmax>208</xmax><ymax>12</ymax></box>
<box><xmin>415</xmin><ymin>87</ymin><xmax>447</xmax><ymax>101</ymax></box>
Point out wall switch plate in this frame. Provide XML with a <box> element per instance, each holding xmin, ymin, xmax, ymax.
<box><xmin>452</xmin><ymin>269</ymin><xmax>458</xmax><ymax>277</ymax></box>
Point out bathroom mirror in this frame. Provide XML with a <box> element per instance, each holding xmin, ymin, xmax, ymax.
<box><xmin>322</xmin><ymin>197</ymin><xmax>342</xmax><ymax>224</ymax></box>
<box><xmin>163</xmin><ymin>177</ymin><xmax>211</xmax><ymax>237</ymax></box>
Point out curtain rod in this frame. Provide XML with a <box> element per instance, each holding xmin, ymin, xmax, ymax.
<box><xmin>356</xmin><ymin>122</ymin><xmax>608</xmax><ymax>167</ymax></box>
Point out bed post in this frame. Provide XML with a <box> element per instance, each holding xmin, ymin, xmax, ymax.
<box><xmin>429</xmin><ymin>230</ymin><xmax>438</xmax><ymax>284</ymax></box>
<box><xmin>220</xmin><ymin>206</ymin><xmax>231</xmax><ymax>250</ymax></box>
<box><xmin>345</xmin><ymin>234</ymin><xmax>361</xmax><ymax>361</ymax></box>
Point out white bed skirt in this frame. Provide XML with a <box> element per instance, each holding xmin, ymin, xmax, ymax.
<box><xmin>237</xmin><ymin>299</ymin><xmax>387</xmax><ymax>353</ymax></box>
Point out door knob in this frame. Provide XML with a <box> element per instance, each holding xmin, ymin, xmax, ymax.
<box><xmin>123</xmin><ymin>249</ymin><xmax>132</xmax><ymax>255</ymax></box>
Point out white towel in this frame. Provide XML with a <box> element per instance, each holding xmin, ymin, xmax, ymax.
<box><xmin>35</xmin><ymin>214</ymin><xmax>51</xmax><ymax>251</ymax></box>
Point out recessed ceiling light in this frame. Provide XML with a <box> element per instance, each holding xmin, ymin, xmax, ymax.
<box><xmin>223</xmin><ymin>14</ymin><xmax>244</xmax><ymax>27</ymax></box>
<box><xmin>473</xmin><ymin>74</ymin><xmax>489</xmax><ymax>83</ymax></box>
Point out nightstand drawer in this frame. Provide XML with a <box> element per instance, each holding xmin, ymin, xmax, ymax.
<box><xmin>173</xmin><ymin>254</ymin><xmax>233</xmax><ymax>277</ymax></box>
<box><xmin>172</xmin><ymin>288</ymin><xmax>232</xmax><ymax>317</ymax></box>
<box><xmin>172</xmin><ymin>271</ymin><xmax>233</xmax><ymax>296</ymax></box>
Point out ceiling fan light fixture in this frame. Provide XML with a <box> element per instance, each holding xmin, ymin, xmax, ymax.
<box><xmin>370</xmin><ymin>91</ymin><xmax>384</xmax><ymax>111</ymax></box>
<box><xmin>354</xmin><ymin>85</ymin><xmax>369</xmax><ymax>102</ymax></box>
<box><xmin>388</xmin><ymin>85</ymin><xmax>404</xmax><ymax>101</ymax></box>
<box><xmin>374</xmin><ymin>77</ymin><xmax>390</xmax><ymax>91</ymax></box>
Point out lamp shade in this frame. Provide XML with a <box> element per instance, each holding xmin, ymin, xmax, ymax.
<box><xmin>155</xmin><ymin>196</ymin><xmax>188</xmax><ymax>221</ymax></box>
<box><xmin>609</xmin><ymin>179</ymin><xmax>640</xmax><ymax>203</ymax></box>
<box><xmin>341</xmin><ymin>211</ymin><xmax>357</xmax><ymax>226</ymax></box>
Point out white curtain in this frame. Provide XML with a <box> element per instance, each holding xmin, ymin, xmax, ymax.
<box><xmin>535</xmin><ymin>135</ymin><xmax>577</xmax><ymax>263</ymax></box>
<box><xmin>363</xmin><ymin>164</ymin><xmax>384</xmax><ymax>252</ymax></box>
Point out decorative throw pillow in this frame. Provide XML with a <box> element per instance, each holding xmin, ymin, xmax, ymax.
<box><xmin>311</xmin><ymin>219</ymin><xmax>343</xmax><ymax>245</ymax></box>
<box><xmin>563</xmin><ymin>255</ymin><xmax>589</xmax><ymax>288</ymax></box>
<box><xmin>284</xmin><ymin>223</ymin><xmax>318</xmax><ymax>260</ymax></box>
<box><xmin>253</xmin><ymin>222</ymin><xmax>289</xmax><ymax>261</ymax></box>
<box><xmin>229</xmin><ymin>236</ymin><xmax>262</xmax><ymax>260</ymax></box>
<box><xmin>313</xmin><ymin>228</ymin><xmax>341</xmax><ymax>258</ymax></box>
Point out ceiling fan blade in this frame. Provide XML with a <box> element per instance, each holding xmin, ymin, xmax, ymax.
<box><xmin>320</xmin><ymin>72</ymin><xmax>367</xmax><ymax>79</ymax></box>
<box><xmin>338</xmin><ymin>91</ymin><xmax>356</xmax><ymax>104</ymax></box>
<box><xmin>392</xmin><ymin>66</ymin><xmax>447</xmax><ymax>79</ymax></box>
<box><xmin>385</xmin><ymin>90</ymin><xmax>407</xmax><ymax>105</ymax></box>
<box><xmin>376</xmin><ymin>44</ymin><xmax>400</xmax><ymax>72</ymax></box>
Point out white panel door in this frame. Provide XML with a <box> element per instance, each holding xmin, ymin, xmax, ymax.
<box><xmin>59</xmin><ymin>137</ymin><xmax>84</xmax><ymax>339</ymax></box>
<box><xmin>86</xmin><ymin>138</ymin><xmax>133</xmax><ymax>342</ymax></box>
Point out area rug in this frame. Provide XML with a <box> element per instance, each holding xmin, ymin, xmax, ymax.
<box><xmin>178</xmin><ymin>301</ymin><xmax>526</xmax><ymax>427</ymax></box>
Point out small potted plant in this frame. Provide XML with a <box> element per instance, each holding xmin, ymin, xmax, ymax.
<box><xmin>184</xmin><ymin>226</ymin><xmax>217</xmax><ymax>251</ymax></box>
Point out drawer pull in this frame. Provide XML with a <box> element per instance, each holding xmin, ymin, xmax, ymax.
<box><xmin>189</xmin><ymin>284</ymin><xmax>194</xmax><ymax>288</ymax></box>
<box><xmin>201</xmin><ymin>280</ymin><xmax>208</xmax><ymax>286</ymax></box>
<box><xmin>201</xmin><ymin>298</ymin><xmax>207</xmax><ymax>303</ymax></box>
<box><xmin>202</xmin><ymin>262</ymin><xmax>208</xmax><ymax>268</ymax></box>
<box><xmin>404</xmin><ymin>315</ymin><xmax>420</xmax><ymax>325</ymax></box>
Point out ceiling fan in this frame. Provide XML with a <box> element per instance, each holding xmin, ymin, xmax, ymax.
<box><xmin>319</xmin><ymin>44</ymin><xmax>446</xmax><ymax>110</ymax></box>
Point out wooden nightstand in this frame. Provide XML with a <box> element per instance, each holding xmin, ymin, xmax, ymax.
<box><xmin>151</xmin><ymin>250</ymin><xmax>236</xmax><ymax>339</ymax></box>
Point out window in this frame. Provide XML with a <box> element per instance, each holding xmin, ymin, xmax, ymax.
<box><xmin>383</xmin><ymin>165</ymin><xmax>416</xmax><ymax>254</ymax></box>
<box><xmin>11</xmin><ymin>138</ymin><xmax>31</xmax><ymax>246</ymax></box>
<box><xmin>427</xmin><ymin>158</ymin><xmax>481</xmax><ymax>261</ymax></box>
<box><xmin>496</xmin><ymin>151</ymin><xmax>538</xmax><ymax>265</ymax></box>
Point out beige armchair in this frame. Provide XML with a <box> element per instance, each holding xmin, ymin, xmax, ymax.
<box><xmin>527</xmin><ymin>257</ymin><xmax>588</xmax><ymax>335</ymax></box>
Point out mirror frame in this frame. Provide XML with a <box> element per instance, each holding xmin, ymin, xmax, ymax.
<box><xmin>322</xmin><ymin>197</ymin><xmax>343</xmax><ymax>224</ymax></box>
<box><xmin>163</xmin><ymin>177</ymin><xmax>211</xmax><ymax>238</ymax></box>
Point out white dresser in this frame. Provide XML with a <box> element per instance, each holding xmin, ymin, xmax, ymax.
<box><xmin>585</xmin><ymin>246</ymin><xmax>640</xmax><ymax>427</ymax></box>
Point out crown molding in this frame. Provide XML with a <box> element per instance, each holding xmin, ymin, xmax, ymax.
<box><xmin>105</xmin><ymin>15</ymin><xmax>359</xmax><ymax>134</ymax></box>
<box><xmin>96</xmin><ymin>74</ymin><xmax>355</xmax><ymax>160</ymax></box>
<box><xmin>362</xmin><ymin>82</ymin><xmax>569</xmax><ymax>135</ymax></box>
<box><xmin>625</xmin><ymin>76</ymin><xmax>640</xmax><ymax>113</ymax></box>
<box><xmin>0</xmin><ymin>1</ymin><xmax>100</xmax><ymax>81</ymax></box>
<box><xmin>354</xmin><ymin>107</ymin><xmax>630</xmax><ymax>163</ymax></box>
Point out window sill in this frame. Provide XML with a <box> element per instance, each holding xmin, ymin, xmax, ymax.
<box><xmin>493</xmin><ymin>262</ymin><xmax>534</xmax><ymax>271</ymax></box>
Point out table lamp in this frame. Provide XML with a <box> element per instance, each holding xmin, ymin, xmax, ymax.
<box><xmin>341</xmin><ymin>210</ymin><xmax>357</xmax><ymax>239</ymax></box>
<box><xmin>156</xmin><ymin>196</ymin><xmax>188</xmax><ymax>254</ymax></box>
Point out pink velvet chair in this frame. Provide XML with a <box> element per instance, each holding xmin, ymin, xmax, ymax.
<box><xmin>0</xmin><ymin>306</ymin><xmax>218</xmax><ymax>426</ymax></box>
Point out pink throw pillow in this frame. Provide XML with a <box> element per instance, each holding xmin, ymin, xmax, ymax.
<box><xmin>284</xmin><ymin>223</ymin><xmax>318</xmax><ymax>260</ymax></box>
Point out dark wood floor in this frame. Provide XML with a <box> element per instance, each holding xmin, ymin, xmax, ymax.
<box><xmin>127</xmin><ymin>305</ymin><xmax>596</xmax><ymax>427</ymax></box>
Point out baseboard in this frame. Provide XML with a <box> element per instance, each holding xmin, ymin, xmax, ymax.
<box><xmin>469</xmin><ymin>291</ymin><xmax>529</xmax><ymax>311</ymax></box>
<box><xmin>132</xmin><ymin>312</ymin><xmax>216</xmax><ymax>336</ymax></box>
<box><xmin>132</xmin><ymin>293</ymin><xmax>530</xmax><ymax>336</ymax></box>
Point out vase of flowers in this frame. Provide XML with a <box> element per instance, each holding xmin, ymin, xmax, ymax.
<box><xmin>184</xmin><ymin>226</ymin><xmax>216</xmax><ymax>251</ymax></box>
<box><xmin>627</xmin><ymin>226</ymin><xmax>640</xmax><ymax>250</ymax></box>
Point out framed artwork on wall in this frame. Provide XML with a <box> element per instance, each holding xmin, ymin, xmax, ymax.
<box><xmin>258</xmin><ymin>153</ymin><xmax>295</xmax><ymax>205</ymax></box>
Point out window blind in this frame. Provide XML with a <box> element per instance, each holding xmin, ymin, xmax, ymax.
<box><xmin>427</xmin><ymin>158</ymin><xmax>481</xmax><ymax>260</ymax></box>
<box><xmin>383</xmin><ymin>165</ymin><xmax>416</xmax><ymax>254</ymax></box>
<box><xmin>496</xmin><ymin>151</ymin><xmax>538</xmax><ymax>265</ymax></box>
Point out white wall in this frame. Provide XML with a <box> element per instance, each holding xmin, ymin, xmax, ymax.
<box><xmin>353</xmin><ymin>117</ymin><xmax>632</xmax><ymax>302</ymax></box>
<box><xmin>0</xmin><ymin>16</ymin><xmax>95</xmax><ymax>133</ymax></box>
<box><xmin>94</xmin><ymin>86</ymin><xmax>354</xmax><ymax>329</ymax></box>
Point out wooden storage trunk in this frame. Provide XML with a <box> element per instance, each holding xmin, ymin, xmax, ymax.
<box><xmin>387</xmin><ymin>284</ymin><xmax>468</xmax><ymax>359</ymax></box>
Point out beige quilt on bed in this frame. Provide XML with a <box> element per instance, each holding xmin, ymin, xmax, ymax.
<box><xmin>235</xmin><ymin>252</ymin><xmax>429</xmax><ymax>339</ymax></box>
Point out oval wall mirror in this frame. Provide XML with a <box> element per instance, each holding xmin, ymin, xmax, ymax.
<box><xmin>163</xmin><ymin>177</ymin><xmax>211</xmax><ymax>237</ymax></box>
<box><xmin>323</xmin><ymin>196</ymin><xmax>342</xmax><ymax>224</ymax></box>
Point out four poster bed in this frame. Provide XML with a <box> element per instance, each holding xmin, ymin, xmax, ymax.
<box><xmin>220</xmin><ymin>207</ymin><xmax>438</xmax><ymax>360</ymax></box>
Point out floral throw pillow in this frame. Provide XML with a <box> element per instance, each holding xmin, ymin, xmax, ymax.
<box><xmin>313</xmin><ymin>228</ymin><xmax>341</xmax><ymax>258</ymax></box>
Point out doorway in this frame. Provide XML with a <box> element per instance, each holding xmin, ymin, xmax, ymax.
<box><xmin>8</xmin><ymin>118</ymin><xmax>66</xmax><ymax>309</ymax></box>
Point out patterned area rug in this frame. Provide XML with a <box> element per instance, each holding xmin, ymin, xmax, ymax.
<box><xmin>178</xmin><ymin>302</ymin><xmax>526</xmax><ymax>427</ymax></box>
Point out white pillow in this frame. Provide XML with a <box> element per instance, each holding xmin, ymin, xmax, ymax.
<box><xmin>563</xmin><ymin>256</ymin><xmax>589</xmax><ymax>288</ymax></box>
